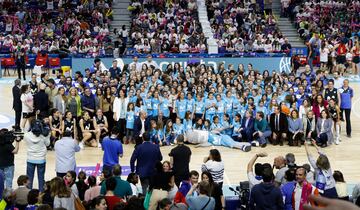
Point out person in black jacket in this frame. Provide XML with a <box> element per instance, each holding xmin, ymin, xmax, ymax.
<box><xmin>249</xmin><ymin>167</ymin><xmax>284</xmax><ymax>210</ymax></box>
<box><xmin>16</xmin><ymin>47</ymin><xmax>26</xmax><ymax>80</ymax></box>
<box><xmin>12</xmin><ymin>79</ymin><xmax>22</xmax><ymax>131</ymax></box>
<box><xmin>34</xmin><ymin>83</ymin><xmax>50</xmax><ymax>119</ymax></box>
<box><xmin>269</xmin><ymin>105</ymin><xmax>288</xmax><ymax>146</ymax></box>
<box><xmin>133</xmin><ymin>111</ymin><xmax>149</xmax><ymax>145</ymax></box>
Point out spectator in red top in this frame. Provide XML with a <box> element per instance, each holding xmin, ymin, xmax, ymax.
<box><xmin>104</xmin><ymin>177</ymin><xmax>125</xmax><ymax>210</ymax></box>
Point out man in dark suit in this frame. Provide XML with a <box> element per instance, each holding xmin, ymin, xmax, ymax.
<box><xmin>130</xmin><ymin>131</ymin><xmax>162</xmax><ymax>195</ymax></box>
<box><xmin>269</xmin><ymin>105</ymin><xmax>288</xmax><ymax>146</ymax></box>
<box><xmin>240</xmin><ymin>110</ymin><xmax>255</xmax><ymax>142</ymax></box>
<box><xmin>12</xmin><ymin>79</ymin><xmax>22</xmax><ymax>131</ymax></box>
<box><xmin>133</xmin><ymin>111</ymin><xmax>148</xmax><ymax>145</ymax></box>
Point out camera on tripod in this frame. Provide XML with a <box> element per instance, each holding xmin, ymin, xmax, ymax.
<box><xmin>0</xmin><ymin>128</ymin><xmax>24</xmax><ymax>144</ymax></box>
<box><xmin>229</xmin><ymin>181</ymin><xmax>250</xmax><ymax>210</ymax></box>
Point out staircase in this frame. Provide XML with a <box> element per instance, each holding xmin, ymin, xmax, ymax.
<box><xmin>110</xmin><ymin>0</ymin><xmax>131</xmax><ymax>39</ymax></box>
<box><xmin>272</xmin><ymin>0</ymin><xmax>305</xmax><ymax>48</ymax></box>
<box><xmin>196</xmin><ymin>0</ymin><xmax>218</xmax><ymax>53</ymax></box>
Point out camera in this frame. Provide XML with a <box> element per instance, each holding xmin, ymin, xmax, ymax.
<box><xmin>30</xmin><ymin>119</ymin><xmax>50</xmax><ymax>137</ymax></box>
<box><xmin>0</xmin><ymin>128</ymin><xmax>24</xmax><ymax>144</ymax></box>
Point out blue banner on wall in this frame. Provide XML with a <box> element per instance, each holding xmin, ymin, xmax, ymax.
<box><xmin>72</xmin><ymin>56</ymin><xmax>292</xmax><ymax>75</ymax></box>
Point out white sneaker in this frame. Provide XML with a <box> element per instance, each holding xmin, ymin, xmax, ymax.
<box><xmin>98</xmin><ymin>143</ymin><xmax>102</xmax><ymax>148</ymax></box>
<box><xmin>79</xmin><ymin>142</ymin><xmax>84</xmax><ymax>149</ymax></box>
<box><xmin>335</xmin><ymin>138</ymin><xmax>339</xmax><ymax>145</ymax></box>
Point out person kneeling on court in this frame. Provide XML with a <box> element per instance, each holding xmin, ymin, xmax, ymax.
<box><xmin>252</xmin><ymin>111</ymin><xmax>271</xmax><ymax>148</ymax></box>
<box><xmin>79</xmin><ymin>111</ymin><xmax>100</xmax><ymax>148</ymax></box>
<box><xmin>269</xmin><ymin>105</ymin><xmax>288</xmax><ymax>146</ymax></box>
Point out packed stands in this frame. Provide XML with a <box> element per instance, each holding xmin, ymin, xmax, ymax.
<box><xmin>0</xmin><ymin>0</ymin><xmax>114</xmax><ymax>57</ymax></box>
<box><xmin>127</xmin><ymin>0</ymin><xmax>208</xmax><ymax>54</ymax></box>
<box><xmin>205</xmin><ymin>0</ymin><xmax>292</xmax><ymax>53</ymax></box>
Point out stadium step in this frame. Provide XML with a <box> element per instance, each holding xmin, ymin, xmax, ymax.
<box><xmin>110</xmin><ymin>0</ymin><xmax>132</xmax><ymax>46</ymax></box>
<box><xmin>272</xmin><ymin>0</ymin><xmax>305</xmax><ymax>48</ymax></box>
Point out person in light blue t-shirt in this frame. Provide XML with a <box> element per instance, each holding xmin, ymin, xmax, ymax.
<box><xmin>176</xmin><ymin>92</ymin><xmax>187</xmax><ymax>120</ymax></box>
<box><xmin>205</xmin><ymin>92</ymin><xmax>216</xmax><ymax>122</ymax></box>
<box><xmin>184</xmin><ymin>111</ymin><xmax>193</xmax><ymax>131</ymax></box>
<box><xmin>152</xmin><ymin>91</ymin><xmax>161</xmax><ymax>120</ymax></box>
<box><xmin>126</xmin><ymin>103</ymin><xmax>135</xmax><ymax>143</ymax></box>
<box><xmin>194</xmin><ymin>94</ymin><xmax>205</xmax><ymax>121</ymax></box>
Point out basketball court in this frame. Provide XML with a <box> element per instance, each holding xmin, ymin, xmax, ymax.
<box><xmin>1</xmin><ymin>77</ymin><xmax>360</xmax><ymax>193</ymax></box>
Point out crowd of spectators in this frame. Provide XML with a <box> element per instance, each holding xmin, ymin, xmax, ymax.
<box><xmin>282</xmin><ymin>0</ymin><xmax>360</xmax><ymax>75</ymax></box>
<box><xmin>1</xmin><ymin>55</ymin><xmax>358</xmax><ymax>210</ymax></box>
<box><xmin>127</xmin><ymin>0</ymin><xmax>207</xmax><ymax>54</ymax></box>
<box><xmin>0</xmin><ymin>0</ymin><xmax>114</xmax><ymax>57</ymax></box>
<box><xmin>206</xmin><ymin>0</ymin><xmax>292</xmax><ymax>53</ymax></box>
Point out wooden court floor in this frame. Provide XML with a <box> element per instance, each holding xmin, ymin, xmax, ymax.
<box><xmin>1</xmin><ymin>80</ymin><xmax>360</xmax><ymax>188</ymax></box>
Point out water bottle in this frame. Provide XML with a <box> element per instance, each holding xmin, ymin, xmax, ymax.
<box><xmin>316</xmin><ymin>171</ymin><xmax>326</xmax><ymax>191</ymax></box>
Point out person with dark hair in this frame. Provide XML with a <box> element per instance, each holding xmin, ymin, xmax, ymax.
<box><xmin>253</xmin><ymin>111</ymin><xmax>271</xmax><ymax>147</ymax></box>
<box><xmin>169</xmin><ymin>134</ymin><xmax>192</xmax><ymax>187</ymax></box>
<box><xmin>81</xmin><ymin>87</ymin><xmax>96</xmax><ymax>117</ymax></box>
<box><xmin>113</xmin><ymin>89</ymin><xmax>128</xmax><ymax>141</ymax></box>
<box><xmin>333</xmin><ymin>170</ymin><xmax>348</xmax><ymax>200</ymax></box>
<box><xmin>76</xmin><ymin>171</ymin><xmax>89</xmax><ymax>201</ymax></box>
<box><xmin>64</xmin><ymin>170</ymin><xmax>79</xmax><ymax>197</ymax></box>
<box><xmin>12</xmin><ymin>79</ymin><xmax>22</xmax><ymax>131</ymax></box>
<box><xmin>126</xmin><ymin>173</ymin><xmax>140</xmax><ymax>196</ymax></box>
<box><xmin>15</xmin><ymin>47</ymin><xmax>26</xmax><ymax>80</ymax></box>
<box><xmin>281</xmin><ymin>168</ymin><xmax>297</xmax><ymax>210</ymax></box>
<box><xmin>45</xmin><ymin>78</ymin><xmax>58</xmax><ymax>108</ymax></box>
<box><xmin>26</xmin><ymin>189</ymin><xmax>40</xmax><ymax>209</ymax></box>
<box><xmin>158</xmin><ymin>198</ymin><xmax>172</xmax><ymax>210</ymax></box>
<box><xmin>0</xmin><ymin>172</ymin><xmax>3</xmax><ymax>200</ymax></box>
<box><xmin>130</xmin><ymin>131</ymin><xmax>163</xmax><ymax>195</ymax></box>
<box><xmin>0</xmin><ymin>189</ymin><xmax>15</xmax><ymax>209</ymax></box>
<box><xmin>14</xmin><ymin>175</ymin><xmax>30</xmax><ymax>210</ymax></box>
<box><xmin>101</xmin><ymin>127</ymin><xmax>123</xmax><ymax>172</ymax></box>
<box><xmin>174</xmin><ymin>170</ymin><xmax>199</xmax><ymax>204</ymax></box>
<box><xmin>24</xmin><ymin>119</ymin><xmax>50</xmax><ymax>192</ymax></box>
<box><xmin>36</xmin><ymin>204</ymin><xmax>53</xmax><ymax>210</ymax></box>
<box><xmin>41</xmin><ymin>181</ymin><xmax>53</xmax><ymax>207</ymax></box>
<box><xmin>104</xmin><ymin>177</ymin><xmax>124</xmax><ymax>210</ymax></box>
<box><xmin>201</xmin><ymin>149</ymin><xmax>224</xmax><ymax>188</ymax></box>
<box><xmin>133</xmin><ymin>110</ymin><xmax>149</xmax><ymax>145</ymax></box>
<box><xmin>186</xmin><ymin>181</ymin><xmax>215</xmax><ymax>210</ymax></box>
<box><xmin>20</xmin><ymin>84</ymin><xmax>34</xmax><ymax>129</ymax></box>
<box><xmin>84</xmin><ymin>175</ymin><xmax>101</xmax><ymax>203</ymax></box>
<box><xmin>148</xmin><ymin>169</ymin><xmax>175</xmax><ymax>210</ymax></box>
<box><xmin>269</xmin><ymin>105</ymin><xmax>288</xmax><ymax>146</ymax></box>
<box><xmin>249</xmin><ymin>167</ymin><xmax>284</xmax><ymax>210</ymax></box>
<box><xmin>93</xmin><ymin>196</ymin><xmax>107</xmax><ymax>210</ymax></box>
<box><xmin>247</xmin><ymin>153</ymin><xmax>268</xmax><ymax>189</ymax></box>
<box><xmin>100</xmin><ymin>164</ymin><xmax>132</xmax><ymax>198</ymax></box>
<box><xmin>54</xmin><ymin>129</ymin><xmax>80</xmax><ymax>178</ymax></box>
<box><xmin>202</xmin><ymin>171</ymin><xmax>225</xmax><ymax>210</ymax></box>
<box><xmin>292</xmin><ymin>167</ymin><xmax>320</xmax><ymax>210</ymax></box>
<box><xmin>315</xmin><ymin>110</ymin><xmax>333</xmax><ymax>147</ymax></box>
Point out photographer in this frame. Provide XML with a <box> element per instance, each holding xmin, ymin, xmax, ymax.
<box><xmin>24</xmin><ymin>119</ymin><xmax>50</xmax><ymax>192</ymax></box>
<box><xmin>0</xmin><ymin>129</ymin><xmax>20</xmax><ymax>189</ymax></box>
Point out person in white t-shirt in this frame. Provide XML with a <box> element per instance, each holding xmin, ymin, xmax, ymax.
<box><xmin>320</xmin><ymin>42</ymin><xmax>330</xmax><ymax>70</ymax></box>
<box><xmin>179</xmin><ymin>40</ymin><xmax>189</xmax><ymax>53</ymax></box>
<box><xmin>247</xmin><ymin>153</ymin><xmax>268</xmax><ymax>189</ymax></box>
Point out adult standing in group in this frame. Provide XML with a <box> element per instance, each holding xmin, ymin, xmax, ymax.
<box><xmin>54</xmin><ymin>131</ymin><xmax>80</xmax><ymax>178</ymax></box>
<box><xmin>101</xmin><ymin>127</ymin><xmax>123</xmax><ymax>172</ymax></box>
<box><xmin>269</xmin><ymin>105</ymin><xmax>288</xmax><ymax>146</ymax></box>
<box><xmin>24</xmin><ymin>120</ymin><xmax>50</xmax><ymax>192</ymax></box>
<box><xmin>133</xmin><ymin>111</ymin><xmax>148</xmax><ymax>145</ymax></box>
<box><xmin>273</xmin><ymin>156</ymin><xmax>288</xmax><ymax>186</ymax></box>
<box><xmin>169</xmin><ymin>134</ymin><xmax>192</xmax><ymax>187</ymax></box>
<box><xmin>339</xmin><ymin>79</ymin><xmax>353</xmax><ymax>138</ymax></box>
<box><xmin>12</xmin><ymin>79</ymin><xmax>22</xmax><ymax>131</ymax></box>
<box><xmin>113</xmin><ymin>89</ymin><xmax>128</xmax><ymax>142</ymax></box>
<box><xmin>108</xmin><ymin>60</ymin><xmax>121</xmax><ymax>79</ymax></box>
<box><xmin>81</xmin><ymin>87</ymin><xmax>96</xmax><ymax>117</ymax></box>
<box><xmin>130</xmin><ymin>132</ymin><xmax>163</xmax><ymax>194</ymax></box>
<box><xmin>0</xmin><ymin>129</ymin><xmax>20</xmax><ymax>189</ymax></box>
<box><xmin>20</xmin><ymin>84</ymin><xmax>34</xmax><ymax>129</ymax></box>
<box><xmin>100</xmin><ymin>164</ymin><xmax>132</xmax><ymax>198</ymax></box>
<box><xmin>201</xmin><ymin>149</ymin><xmax>224</xmax><ymax>188</ymax></box>
<box><xmin>34</xmin><ymin>84</ymin><xmax>50</xmax><ymax>119</ymax></box>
